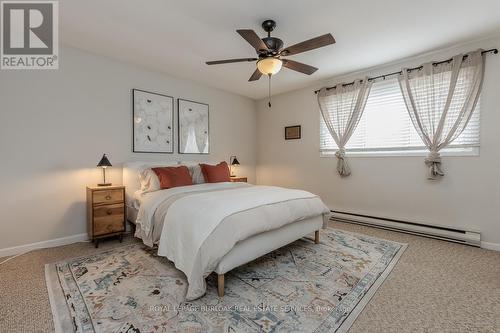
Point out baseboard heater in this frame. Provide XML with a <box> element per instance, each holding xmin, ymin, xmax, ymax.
<box><xmin>331</xmin><ymin>210</ymin><xmax>481</xmax><ymax>247</ymax></box>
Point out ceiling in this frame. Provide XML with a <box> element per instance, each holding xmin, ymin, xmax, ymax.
<box><xmin>60</xmin><ymin>0</ymin><xmax>500</xmax><ymax>100</ymax></box>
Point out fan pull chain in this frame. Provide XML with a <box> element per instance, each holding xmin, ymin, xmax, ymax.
<box><xmin>268</xmin><ymin>74</ymin><xmax>272</xmax><ymax>108</ymax></box>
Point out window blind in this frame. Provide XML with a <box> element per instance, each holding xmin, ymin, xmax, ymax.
<box><xmin>320</xmin><ymin>78</ymin><xmax>480</xmax><ymax>153</ymax></box>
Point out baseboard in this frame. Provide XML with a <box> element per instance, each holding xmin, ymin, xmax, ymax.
<box><xmin>481</xmin><ymin>241</ymin><xmax>500</xmax><ymax>251</ymax></box>
<box><xmin>0</xmin><ymin>233</ymin><xmax>88</xmax><ymax>258</ymax></box>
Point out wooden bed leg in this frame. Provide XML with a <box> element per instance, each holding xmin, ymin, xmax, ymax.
<box><xmin>218</xmin><ymin>274</ymin><xmax>225</xmax><ymax>297</ymax></box>
<box><xmin>315</xmin><ymin>230</ymin><xmax>320</xmax><ymax>244</ymax></box>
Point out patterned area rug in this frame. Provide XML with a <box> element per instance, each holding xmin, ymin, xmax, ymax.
<box><xmin>45</xmin><ymin>228</ymin><xmax>406</xmax><ymax>333</ymax></box>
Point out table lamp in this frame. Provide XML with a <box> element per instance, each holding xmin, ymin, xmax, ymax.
<box><xmin>97</xmin><ymin>154</ymin><xmax>112</xmax><ymax>186</ymax></box>
<box><xmin>230</xmin><ymin>155</ymin><xmax>240</xmax><ymax>177</ymax></box>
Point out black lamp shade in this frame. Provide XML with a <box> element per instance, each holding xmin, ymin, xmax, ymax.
<box><xmin>97</xmin><ymin>154</ymin><xmax>112</xmax><ymax>167</ymax></box>
<box><xmin>231</xmin><ymin>157</ymin><xmax>240</xmax><ymax>165</ymax></box>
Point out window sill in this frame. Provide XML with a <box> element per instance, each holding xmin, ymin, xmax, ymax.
<box><xmin>320</xmin><ymin>147</ymin><xmax>479</xmax><ymax>158</ymax></box>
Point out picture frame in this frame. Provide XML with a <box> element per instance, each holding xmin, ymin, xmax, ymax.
<box><xmin>178</xmin><ymin>99</ymin><xmax>210</xmax><ymax>154</ymax></box>
<box><xmin>285</xmin><ymin>125</ymin><xmax>301</xmax><ymax>140</ymax></box>
<box><xmin>132</xmin><ymin>89</ymin><xmax>174</xmax><ymax>153</ymax></box>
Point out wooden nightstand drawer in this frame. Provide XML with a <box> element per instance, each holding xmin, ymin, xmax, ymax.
<box><xmin>93</xmin><ymin>204</ymin><xmax>125</xmax><ymax>236</ymax></box>
<box><xmin>94</xmin><ymin>203</ymin><xmax>124</xmax><ymax>220</ymax></box>
<box><xmin>93</xmin><ymin>189</ymin><xmax>124</xmax><ymax>205</ymax></box>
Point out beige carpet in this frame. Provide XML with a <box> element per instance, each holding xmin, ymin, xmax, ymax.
<box><xmin>1</xmin><ymin>222</ymin><xmax>499</xmax><ymax>332</ymax></box>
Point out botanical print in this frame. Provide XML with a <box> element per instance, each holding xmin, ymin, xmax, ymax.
<box><xmin>46</xmin><ymin>228</ymin><xmax>406</xmax><ymax>333</ymax></box>
<box><xmin>178</xmin><ymin>99</ymin><xmax>209</xmax><ymax>154</ymax></box>
<box><xmin>133</xmin><ymin>89</ymin><xmax>174</xmax><ymax>153</ymax></box>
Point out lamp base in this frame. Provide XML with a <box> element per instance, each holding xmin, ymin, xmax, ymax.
<box><xmin>97</xmin><ymin>183</ymin><xmax>112</xmax><ymax>187</ymax></box>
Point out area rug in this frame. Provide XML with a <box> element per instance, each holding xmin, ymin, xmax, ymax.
<box><xmin>45</xmin><ymin>228</ymin><xmax>406</xmax><ymax>333</ymax></box>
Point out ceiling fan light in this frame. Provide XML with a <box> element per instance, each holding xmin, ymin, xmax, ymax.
<box><xmin>257</xmin><ymin>57</ymin><xmax>282</xmax><ymax>75</ymax></box>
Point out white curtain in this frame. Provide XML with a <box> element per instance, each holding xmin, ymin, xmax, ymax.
<box><xmin>317</xmin><ymin>79</ymin><xmax>372</xmax><ymax>176</ymax></box>
<box><xmin>398</xmin><ymin>50</ymin><xmax>485</xmax><ymax>180</ymax></box>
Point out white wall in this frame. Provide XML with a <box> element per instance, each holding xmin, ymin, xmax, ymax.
<box><xmin>256</xmin><ymin>36</ymin><xmax>500</xmax><ymax>245</ymax></box>
<box><xmin>0</xmin><ymin>46</ymin><xmax>257</xmax><ymax>250</ymax></box>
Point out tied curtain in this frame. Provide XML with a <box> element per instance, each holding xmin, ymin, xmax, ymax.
<box><xmin>317</xmin><ymin>79</ymin><xmax>372</xmax><ymax>176</ymax></box>
<box><xmin>398</xmin><ymin>50</ymin><xmax>485</xmax><ymax>180</ymax></box>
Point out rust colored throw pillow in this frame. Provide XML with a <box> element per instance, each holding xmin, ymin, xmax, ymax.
<box><xmin>151</xmin><ymin>166</ymin><xmax>193</xmax><ymax>189</ymax></box>
<box><xmin>200</xmin><ymin>162</ymin><xmax>231</xmax><ymax>183</ymax></box>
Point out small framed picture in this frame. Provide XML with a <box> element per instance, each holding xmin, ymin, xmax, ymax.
<box><xmin>285</xmin><ymin>125</ymin><xmax>301</xmax><ymax>140</ymax></box>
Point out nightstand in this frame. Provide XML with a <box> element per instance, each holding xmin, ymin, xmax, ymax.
<box><xmin>86</xmin><ymin>185</ymin><xmax>126</xmax><ymax>248</ymax></box>
<box><xmin>230</xmin><ymin>177</ymin><xmax>247</xmax><ymax>183</ymax></box>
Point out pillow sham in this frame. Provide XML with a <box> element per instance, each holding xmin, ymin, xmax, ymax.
<box><xmin>138</xmin><ymin>168</ymin><xmax>161</xmax><ymax>193</ymax></box>
<box><xmin>152</xmin><ymin>166</ymin><xmax>193</xmax><ymax>189</ymax></box>
<box><xmin>200</xmin><ymin>161</ymin><xmax>231</xmax><ymax>183</ymax></box>
<box><xmin>180</xmin><ymin>163</ymin><xmax>206</xmax><ymax>184</ymax></box>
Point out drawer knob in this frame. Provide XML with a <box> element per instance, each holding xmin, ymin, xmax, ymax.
<box><xmin>105</xmin><ymin>195</ymin><xmax>111</xmax><ymax>200</ymax></box>
<box><xmin>106</xmin><ymin>209</ymin><xmax>112</xmax><ymax>215</ymax></box>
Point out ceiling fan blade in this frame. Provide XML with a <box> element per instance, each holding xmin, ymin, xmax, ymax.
<box><xmin>206</xmin><ymin>58</ymin><xmax>257</xmax><ymax>65</ymax></box>
<box><xmin>237</xmin><ymin>29</ymin><xmax>269</xmax><ymax>51</ymax></box>
<box><xmin>282</xmin><ymin>59</ymin><xmax>318</xmax><ymax>75</ymax></box>
<box><xmin>281</xmin><ymin>33</ymin><xmax>335</xmax><ymax>56</ymax></box>
<box><xmin>248</xmin><ymin>68</ymin><xmax>263</xmax><ymax>81</ymax></box>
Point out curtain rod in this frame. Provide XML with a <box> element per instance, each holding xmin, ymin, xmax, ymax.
<box><xmin>314</xmin><ymin>48</ymin><xmax>498</xmax><ymax>94</ymax></box>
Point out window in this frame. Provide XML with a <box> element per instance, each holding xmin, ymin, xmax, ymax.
<box><xmin>320</xmin><ymin>78</ymin><xmax>480</xmax><ymax>156</ymax></box>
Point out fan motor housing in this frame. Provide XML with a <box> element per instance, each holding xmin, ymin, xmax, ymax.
<box><xmin>262</xmin><ymin>37</ymin><xmax>283</xmax><ymax>54</ymax></box>
<box><xmin>260</xmin><ymin>20</ymin><xmax>282</xmax><ymax>55</ymax></box>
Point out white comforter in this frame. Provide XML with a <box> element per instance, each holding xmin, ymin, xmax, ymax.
<box><xmin>135</xmin><ymin>182</ymin><xmax>329</xmax><ymax>300</ymax></box>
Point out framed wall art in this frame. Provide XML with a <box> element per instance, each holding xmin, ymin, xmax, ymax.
<box><xmin>132</xmin><ymin>89</ymin><xmax>174</xmax><ymax>153</ymax></box>
<box><xmin>285</xmin><ymin>125</ymin><xmax>301</xmax><ymax>140</ymax></box>
<box><xmin>178</xmin><ymin>99</ymin><xmax>210</xmax><ymax>154</ymax></box>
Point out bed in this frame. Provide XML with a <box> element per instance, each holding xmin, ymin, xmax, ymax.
<box><xmin>123</xmin><ymin>161</ymin><xmax>330</xmax><ymax>300</ymax></box>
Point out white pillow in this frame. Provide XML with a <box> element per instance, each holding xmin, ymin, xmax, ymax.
<box><xmin>139</xmin><ymin>168</ymin><xmax>161</xmax><ymax>193</ymax></box>
<box><xmin>180</xmin><ymin>162</ymin><xmax>219</xmax><ymax>184</ymax></box>
<box><xmin>188</xmin><ymin>164</ymin><xmax>205</xmax><ymax>184</ymax></box>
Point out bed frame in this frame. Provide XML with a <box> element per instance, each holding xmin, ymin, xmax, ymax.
<box><xmin>213</xmin><ymin>215</ymin><xmax>323</xmax><ymax>297</ymax></box>
<box><xmin>217</xmin><ymin>230</ymin><xmax>320</xmax><ymax>297</ymax></box>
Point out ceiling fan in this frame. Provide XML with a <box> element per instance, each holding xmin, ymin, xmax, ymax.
<box><xmin>206</xmin><ymin>19</ymin><xmax>335</xmax><ymax>106</ymax></box>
